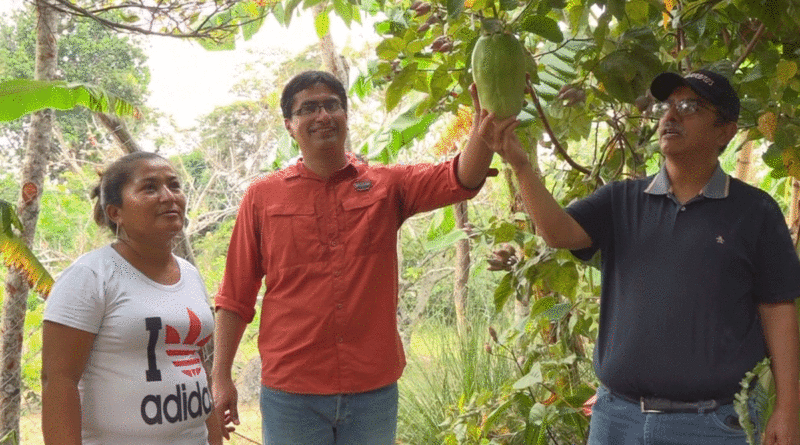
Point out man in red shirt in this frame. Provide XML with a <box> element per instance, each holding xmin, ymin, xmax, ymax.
<box><xmin>212</xmin><ymin>70</ymin><xmax>511</xmax><ymax>444</ymax></box>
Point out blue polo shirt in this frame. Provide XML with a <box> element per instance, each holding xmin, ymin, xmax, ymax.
<box><xmin>567</xmin><ymin>164</ymin><xmax>800</xmax><ymax>401</ymax></box>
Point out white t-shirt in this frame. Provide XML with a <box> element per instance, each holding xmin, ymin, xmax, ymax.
<box><xmin>44</xmin><ymin>245</ymin><xmax>214</xmax><ymax>445</ymax></box>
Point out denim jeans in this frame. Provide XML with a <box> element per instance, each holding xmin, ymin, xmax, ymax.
<box><xmin>588</xmin><ymin>386</ymin><xmax>761</xmax><ymax>445</ymax></box>
<box><xmin>259</xmin><ymin>382</ymin><xmax>398</xmax><ymax>445</ymax></box>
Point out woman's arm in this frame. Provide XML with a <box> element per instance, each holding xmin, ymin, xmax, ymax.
<box><xmin>41</xmin><ymin>320</ymin><xmax>96</xmax><ymax>445</ymax></box>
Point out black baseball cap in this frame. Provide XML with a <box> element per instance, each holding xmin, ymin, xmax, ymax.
<box><xmin>649</xmin><ymin>69</ymin><xmax>739</xmax><ymax>122</ymax></box>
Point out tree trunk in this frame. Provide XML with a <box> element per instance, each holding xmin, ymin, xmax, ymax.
<box><xmin>734</xmin><ymin>140</ymin><xmax>757</xmax><ymax>184</ymax></box>
<box><xmin>1</xmin><ymin>1</ymin><xmax>58</xmax><ymax>442</ymax></box>
<box><xmin>789</xmin><ymin>178</ymin><xmax>800</xmax><ymax>251</ymax></box>
<box><xmin>453</xmin><ymin>201</ymin><xmax>470</xmax><ymax>337</ymax></box>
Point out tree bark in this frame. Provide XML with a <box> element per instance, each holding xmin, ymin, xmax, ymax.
<box><xmin>1</xmin><ymin>1</ymin><xmax>58</xmax><ymax>442</ymax></box>
<box><xmin>788</xmin><ymin>178</ymin><xmax>800</xmax><ymax>251</ymax></box>
<box><xmin>734</xmin><ymin>140</ymin><xmax>756</xmax><ymax>184</ymax></box>
<box><xmin>453</xmin><ymin>201</ymin><xmax>470</xmax><ymax>337</ymax></box>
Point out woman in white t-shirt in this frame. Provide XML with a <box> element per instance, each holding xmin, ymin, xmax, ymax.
<box><xmin>41</xmin><ymin>152</ymin><xmax>227</xmax><ymax>445</ymax></box>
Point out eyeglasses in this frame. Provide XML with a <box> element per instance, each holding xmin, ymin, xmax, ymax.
<box><xmin>651</xmin><ymin>98</ymin><xmax>712</xmax><ymax>119</ymax></box>
<box><xmin>293</xmin><ymin>99</ymin><xmax>343</xmax><ymax>117</ymax></box>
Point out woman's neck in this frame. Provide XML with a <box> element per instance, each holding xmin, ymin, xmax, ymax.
<box><xmin>113</xmin><ymin>238</ymin><xmax>180</xmax><ymax>285</ymax></box>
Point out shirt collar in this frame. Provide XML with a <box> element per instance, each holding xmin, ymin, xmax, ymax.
<box><xmin>282</xmin><ymin>153</ymin><xmax>361</xmax><ymax>181</ymax></box>
<box><xmin>644</xmin><ymin>163</ymin><xmax>729</xmax><ymax>199</ymax></box>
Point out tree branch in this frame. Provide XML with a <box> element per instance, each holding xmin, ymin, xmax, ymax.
<box><xmin>734</xmin><ymin>22</ymin><xmax>766</xmax><ymax>72</ymax></box>
<box><xmin>527</xmin><ymin>86</ymin><xmax>592</xmax><ymax>176</ymax></box>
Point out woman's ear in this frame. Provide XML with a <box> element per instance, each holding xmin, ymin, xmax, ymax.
<box><xmin>105</xmin><ymin>204</ymin><xmax>121</xmax><ymax>226</ymax></box>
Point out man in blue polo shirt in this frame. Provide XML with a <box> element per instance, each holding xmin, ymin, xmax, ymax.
<box><xmin>490</xmin><ymin>69</ymin><xmax>800</xmax><ymax>444</ymax></box>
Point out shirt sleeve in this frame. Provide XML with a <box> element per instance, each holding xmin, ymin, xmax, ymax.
<box><xmin>565</xmin><ymin>182</ymin><xmax>615</xmax><ymax>261</ymax></box>
<box><xmin>214</xmin><ymin>185</ymin><xmax>264</xmax><ymax>323</ymax></box>
<box><xmin>43</xmin><ymin>263</ymin><xmax>105</xmax><ymax>334</ymax></box>
<box><xmin>396</xmin><ymin>154</ymin><xmax>482</xmax><ymax>221</ymax></box>
<box><xmin>752</xmin><ymin>195</ymin><xmax>800</xmax><ymax>303</ymax></box>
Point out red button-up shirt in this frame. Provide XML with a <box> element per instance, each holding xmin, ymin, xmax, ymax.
<box><xmin>215</xmin><ymin>154</ymin><xmax>481</xmax><ymax>394</ymax></box>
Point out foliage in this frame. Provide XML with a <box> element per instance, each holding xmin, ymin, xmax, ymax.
<box><xmin>735</xmin><ymin>357</ymin><xmax>773</xmax><ymax>445</ymax></box>
<box><xmin>0</xmin><ymin>200</ymin><xmax>53</xmax><ymax>298</ymax></box>
<box><xmin>0</xmin><ymin>79</ymin><xmax>140</xmax><ymax>122</ymax></box>
<box><xmin>36</xmin><ymin>0</ymin><xmax>269</xmax><ymax>46</ymax></box>
<box><xmin>0</xmin><ymin>9</ymin><xmax>151</xmax><ymax>171</ymax></box>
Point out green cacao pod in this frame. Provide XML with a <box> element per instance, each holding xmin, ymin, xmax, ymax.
<box><xmin>471</xmin><ymin>32</ymin><xmax>526</xmax><ymax>119</ymax></box>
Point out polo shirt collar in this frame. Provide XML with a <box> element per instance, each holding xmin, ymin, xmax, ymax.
<box><xmin>644</xmin><ymin>163</ymin><xmax>729</xmax><ymax>199</ymax></box>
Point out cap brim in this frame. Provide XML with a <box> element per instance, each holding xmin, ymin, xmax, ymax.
<box><xmin>650</xmin><ymin>72</ymin><xmax>687</xmax><ymax>101</ymax></box>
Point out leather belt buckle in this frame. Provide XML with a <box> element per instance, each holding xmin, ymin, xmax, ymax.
<box><xmin>640</xmin><ymin>397</ymin><xmax>663</xmax><ymax>414</ymax></box>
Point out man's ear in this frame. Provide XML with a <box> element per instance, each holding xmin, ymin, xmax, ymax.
<box><xmin>284</xmin><ymin>118</ymin><xmax>294</xmax><ymax>139</ymax></box>
<box><xmin>718</xmin><ymin>121</ymin><xmax>738</xmax><ymax>147</ymax></box>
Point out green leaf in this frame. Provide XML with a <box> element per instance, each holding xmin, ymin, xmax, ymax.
<box><xmin>480</xmin><ymin>399</ymin><xmax>514</xmax><ymax>438</ymax></box>
<box><xmin>0</xmin><ymin>79</ymin><xmax>139</xmax><ymax>122</ymax></box>
<box><xmin>427</xmin><ymin>206</ymin><xmax>456</xmax><ymax>241</ymax></box>
<box><xmin>368</xmin><ymin>101</ymin><xmax>438</xmax><ymax>162</ymax></box>
<box><xmin>314</xmin><ymin>9</ymin><xmax>331</xmax><ymax>38</ymax></box>
<box><xmin>519</xmin><ymin>15</ymin><xmax>564</xmax><ymax>43</ymax></box>
<box><xmin>529</xmin><ymin>296</ymin><xmax>556</xmax><ymax>318</ymax></box>
<box><xmin>593</xmin><ymin>47</ymin><xmax>662</xmax><ymax>103</ymax></box>
<box><xmin>493</xmin><ymin>272</ymin><xmax>515</xmax><ymax>312</ymax></box>
<box><xmin>513</xmin><ymin>362</ymin><xmax>543</xmax><ymax>389</ymax></box>
<box><xmin>333</xmin><ymin>0</ymin><xmax>353</xmax><ymax>26</ymax></box>
<box><xmin>1</xmin><ymin>200</ymin><xmax>54</xmax><ymax>298</ymax></box>
<box><xmin>493</xmin><ymin>222</ymin><xmax>518</xmax><ymax>243</ymax></box>
<box><xmin>235</xmin><ymin>2</ymin><xmax>266</xmax><ymax>41</ymax></box>
<box><xmin>447</xmin><ymin>0</ymin><xmax>465</xmax><ymax>18</ymax></box>
<box><xmin>424</xmin><ymin>228</ymin><xmax>468</xmax><ymax>251</ymax></box>
<box><xmin>376</xmin><ymin>37</ymin><xmax>406</xmax><ymax>61</ymax></box>
<box><xmin>386</xmin><ymin>62</ymin><xmax>418</xmax><ymax>112</ymax></box>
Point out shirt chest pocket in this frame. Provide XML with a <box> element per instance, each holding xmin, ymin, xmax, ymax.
<box><xmin>341</xmin><ymin>190</ymin><xmax>390</xmax><ymax>255</ymax></box>
<box><xmin>265</xmin><ymin>202</ymin><xmax>323</xmax><ymax>268</ymax></box>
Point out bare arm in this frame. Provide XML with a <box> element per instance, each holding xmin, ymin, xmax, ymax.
<box><xmin>494</xmin><ymin>124</ymin><xmax>592</xmax><ymax>250</ymax></box>
<box><xmin>457</xmin><ymin>83</ymin><xmax>518</xmax><ymax>189</ymax></box>
<box><xmin>41</xmin><ymin>321</ymin><xmax>95</xmax><ymax>445</ymax></box>
<box><xmin>758</xmin><ymin>300</ymin><xmax>800</xmax><ymax>445</ymax></box>
<box><xmin>211</xmin><ymin>308</ymin><xmax>249</xmax><ymax>438</ymax></box>
<box><xmin>201</xmin><ymin>347</ymin><xmax>231</xmax><ymax>445</ymax></box>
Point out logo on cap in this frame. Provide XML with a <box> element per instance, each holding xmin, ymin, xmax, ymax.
<box><xmin>685</xmin><ymin>72</ymin><xmax>714</xmax><ymax>86</ymax></box>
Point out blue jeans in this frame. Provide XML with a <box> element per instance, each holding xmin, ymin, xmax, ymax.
<box><xmin>260</xmin><ymin>383</ymin><xmax>398</xmax><ymax>445</ymax></box>
<box><xmin>588</xmin><ymin>386</ymin><xmax>760</xmax><ymax>445</ymax></box>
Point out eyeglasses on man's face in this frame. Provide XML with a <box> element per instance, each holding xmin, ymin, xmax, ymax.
<box><xmin>293</xmin><ymin>98</ymin><xmax>343</xmax><ymax>117</ymax></box>
<box><xmin>651</xmin><ymin>98</ymin><xmax>712</xmax><ymax>119</ymax></box>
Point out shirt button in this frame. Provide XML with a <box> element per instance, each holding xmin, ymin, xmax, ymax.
<box><xmin>333</xmin><ymin>270</ymin><xmax>342</xmax><ymax>277</ymax></box>
<box><xmin>336</xmin><ymin>303</ymin><xmax>343</xmax><ymax>309</ymax></box>
<box><xmin>680</xmin><ymin>206</ymin><xmax>686</xmax><ymax>212</ymax></box>
<box><xmin>337</xmin><ymin>337</ymin><xmax>344</xmax><ymax>343</ymax></box>
<box><xmin>331</xmin><ymin>240</ymin><xmax>338</xmax><ymax>246</ymax></box>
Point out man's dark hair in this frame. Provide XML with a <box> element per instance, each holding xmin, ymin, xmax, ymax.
<box><xmin>280</xmin><ymin>71</ymin><xmax>348</xmax><ymax>119</ymax></box>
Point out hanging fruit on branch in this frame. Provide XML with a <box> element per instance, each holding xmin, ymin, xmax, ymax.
<box><xmin>470</xmin><ymin>20</ymin><xmax>526</xmax><ymax>119</ymax></box>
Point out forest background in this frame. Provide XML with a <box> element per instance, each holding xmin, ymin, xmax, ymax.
<box><xmin>2</xmin><ymin>0</ymin><xmax>800</xmax><ymax>444</ymax></box>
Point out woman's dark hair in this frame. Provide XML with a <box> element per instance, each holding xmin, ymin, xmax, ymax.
<box><xmin>280</xmin><ymin>71</ymin><xmax>348</xmax><ymax>119</ymax></box>
<box><xmin>91</xmin><ymin>152</ymin><xmax>166</xmax><ymax>233</ymax></box>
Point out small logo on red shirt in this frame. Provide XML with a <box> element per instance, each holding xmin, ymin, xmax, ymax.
<box><xmin>354</xmin><ymin>180</ymin><xmax>372</xmax><ymax>192</ymax></box>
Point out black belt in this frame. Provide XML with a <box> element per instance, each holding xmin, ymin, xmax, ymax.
<box><xmin>610</xmin><ymin>390</ymin><xmax>734</xmax><ymax>414</ymax></box>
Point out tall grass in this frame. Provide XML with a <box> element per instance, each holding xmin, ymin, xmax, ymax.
<box><xmin>397</xmin><ymin>319</ymin><xmax>519</xmax><ymax>444</ymax></box>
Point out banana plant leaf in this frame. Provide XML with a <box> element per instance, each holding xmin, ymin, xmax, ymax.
<box><xmin>0</xmin><ymin>79</ymin><xmax>140</xmax><ymax>122</ymax></box>
<box><xmin>0</xmin><ymin>200</ymin><xmax>54</xmax><ymax>298</ymax></box>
